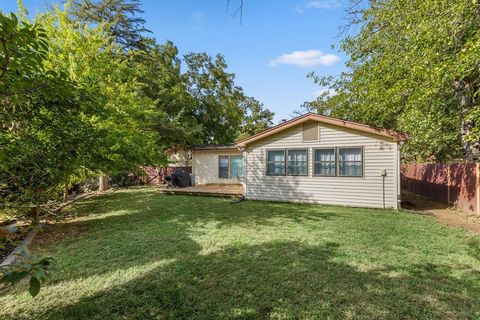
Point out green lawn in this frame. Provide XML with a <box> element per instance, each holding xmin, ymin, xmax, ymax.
<box><xmin>1</xmin><ymin>188</ymin><xmax>480</xmax><ymax>319</ymax></box>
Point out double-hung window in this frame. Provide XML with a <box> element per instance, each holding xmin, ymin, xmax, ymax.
<box><xmin>266</xmin><ymin>150</ymin><xmax>285</xmax><ymax>175</ymax></box>
<box><xmin>338</xmin><ymin>147</ymin><xmax>363</xmax><ymax>177</ymax></box>
<box><xmin>266</xmin><ymin>149</ymin><xmax>308</xmax><ymax>176</ymax></box>
<box><xmin>314</xmin><ymin>148</ymin><xmax>336</xmax><ymax>176</ymax></box>
<box><xmin>230</xmin><ymin>155</ymin><xmax>243</xmax><ymax>179</ymax></box>
<box><xmin>218</xmin><ymin>156</ymin><xmax>230</xmax><ymax>178</ymax></box>
<box><xmin>218</xmin><ymin>155</ymin><xmax>244</xmax><ymax>179</ymax></box>
<box><xmin>287</xmin><ymin>149</ymin><xmax>307</xmax><ymax>176</ymax></box>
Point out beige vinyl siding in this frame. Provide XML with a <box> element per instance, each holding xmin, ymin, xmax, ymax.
<box><xmin>168</xmin><ymin>150</ymin><xmax>190</xmax><ymax>167</ymax></box>
<box><xmin>193</xmin><ymin>151</ymin><xmax>243</xmax><ymax>185</ymax></box>
<box><xmin>245</xmin><ymin>123</ymin><xmax>399</xmax><ymax>209</ymax></box>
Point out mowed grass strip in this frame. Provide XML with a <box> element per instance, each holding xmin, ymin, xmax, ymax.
<box><xmin>1</xmin><ymin>187</ymin><xmax>479</xmax><ymax>319</ymax></box>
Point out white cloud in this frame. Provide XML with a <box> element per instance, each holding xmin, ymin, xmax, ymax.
<box><xmin>313</xmin><ymin>88</ymin><xmax>338</xmax><ymax>98</ymax></box>
<box><xmin>268</xmin><ymin>50</ymin><xmax>340</xmax><ymax>67</ymax></box>
<box><xmin>296</xmin><ymin>1</ymin><xmax>341</xmax><ymax>13</ymax></box>
<box><xmin>307</xmin><ymin>0</ymin><xmax>341</xmax><ymax>9</ymax></box>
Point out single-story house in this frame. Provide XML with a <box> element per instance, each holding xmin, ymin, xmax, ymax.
<box><xmin>191</xmin><ymin>113</ymin><xmax>408</xmax><ymax>209</ymax></box>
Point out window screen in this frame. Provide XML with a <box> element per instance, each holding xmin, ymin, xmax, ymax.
<box><xmin>218</xmin><ymin>156</ymin><xmax>229</xmax><ymax>178</ymax></box>
<box><xmin>287</xmin><ymin>149</ymin><xmax>307</xmax><ymax>176</ymax></box>
<box><xmin>338</xmin><ymin>147</ymin><xmax>363</xmax><ymax>177</ymax></box>
<box><xmin>314</xmin><ymin>149</ymin><xmax>336</xmax><ymax>176</ymax></box>
<box><xmin>266</xmin><ymin>150</ymin><xmax>285</xmax><ymax>175</ymax></box>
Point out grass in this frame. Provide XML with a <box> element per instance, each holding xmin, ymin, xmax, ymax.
<box><xmin>1</xmin><ymin>187</ymin><xmax>480</xmax><ymax>319</ymax></box>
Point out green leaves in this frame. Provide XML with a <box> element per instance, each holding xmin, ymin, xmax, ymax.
<box><xmin>0</xmin><ymin>270</ymin><xmax>29</xmax><ymax>285</ymax></box>
<box><xmin>237</xmin><ymin>96</ymin><xmax>274</xmax><ymax>140</ymax></box>
<box><xmin>307</xmin><ymin>0</ymin><xmax>480</xmax><ymax>161</ymax></box>
<box><xmin>1</xmin><ymin>6</ymin><xmax>165</xmax><ymax>211</ymax></box>
<box><xmin>182</xmin><ymin>52</ymin><xmax>246</xmax><ymax>145</ymax></box>
<box><xmin>0</xmin><ymin>248</ymin><xmax>55</xmax><ymax>297</ymax></box>
<box><xmin>0</xmin><ymin>1</ymin><xmax>273</xmax><ymax>299</ymax></box>
<box><xmin>133</xmin><ymin>40</ymin><xmax>268</xmax><ymax>148</ymax></box>
<box><xmin>1</xmin><ymin>2</ymin><xmax>272</xmax><ymax>211</ymax></box>
<box><xmin>0</xmin><ymin>12</ymin><xmax>19</xmax><ymax>30</ymax></box>
<box><xmin>28</xmin><ymin>276</ymin><xmax>41</xmax><ymax>297</ymax></box>
<box><xmin>0</xmin><ymin>13</ymin><xmax>47</xmax><ymax>87</ymax></box>
<box><xmin>70</xmin><ymin>0</ymin><xmax>151</xmax><ymax>51</ymax></box>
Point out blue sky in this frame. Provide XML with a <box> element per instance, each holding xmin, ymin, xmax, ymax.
<box><xmin>2</xmin><ymin>0</ymin><xmax>347</xmax><ymax>122</ymax></box>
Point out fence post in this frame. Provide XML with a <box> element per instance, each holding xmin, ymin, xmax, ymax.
<box><xmin>477</xmin><ymin>163</ymin><xmax>480</xmax><ymax>215</ymax></box>
<box><xmin>447</xmin><ymin>165</ymin><xmax>451</xmax><ymax>205</ymax></box>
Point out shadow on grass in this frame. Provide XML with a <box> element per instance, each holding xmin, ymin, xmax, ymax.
<box><xmin>38</xmin><ymin>241</ymin><xmax>480</xmax><ymax>320</ymax></box>
<box><xmin>33</xmin><ymin>190</ymin><xmax>343</xmax><ymax>283</ymax></box>
<box><xmin>1</xmin><ymin>190</ymin><xmax>474</xmax><ymax>319</ymax></box>
<box><xmin>2</xmin><ymin>189</ymin><xmax>480</xmax><ymax>319</ymax></box>
<box><xmin>74</xmin><ymin>189</ymin><xmax>343</xmax><ymax>226</ymax></box>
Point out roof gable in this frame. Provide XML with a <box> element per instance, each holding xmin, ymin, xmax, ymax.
<box><xmin>235</xmin><ymin>113</ymin><xmax>409</xmax><ymax>147</ymax></box>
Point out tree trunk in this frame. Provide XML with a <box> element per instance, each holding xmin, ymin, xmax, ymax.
<box><xmin>63</xmin><ymin>176</ymin><xmax>69</xmax><ymax>201</ymax></box>
<box><xmin>31</xmin><ymin>206</ymin><xmax>39</xmax><ymax>225</ymax></box>
<box><xmin>460</xmin><ymin>116</ymin><xmax>479</xmax><ymax>160</ymax></box>
<box><xmin>456</xmin><ymin>80</ymin><xmax>480</xmax><ymax>161</ymax></box>
<box><xmin>99</xmin><ymin>175</ymin><xmax>109</xmax><ymax>192</ymax></box>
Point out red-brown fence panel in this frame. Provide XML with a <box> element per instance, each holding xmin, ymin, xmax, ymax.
<box><xmin>401</xmin><ymin>163</ymin><xmax>478</xmax><ymax>215</ymax></box>
<box><xmin>143</xmin><ymin>166</ymin><xmax>192</xmax><ymax>185</ymax></box>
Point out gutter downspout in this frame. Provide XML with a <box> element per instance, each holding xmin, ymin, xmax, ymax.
<box><xmin>191</xmin><ymin>151</ymin><xmax>195</xmax><ymax>186</ymax></box>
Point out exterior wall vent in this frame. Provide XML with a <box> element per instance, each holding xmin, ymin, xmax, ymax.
<box><xmin>302</xmin><ymin>122</ymin><xmax>319</xmax><ymax>142</ymax></box>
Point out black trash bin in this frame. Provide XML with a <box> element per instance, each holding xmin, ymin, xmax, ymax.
<box><xmin>171</xmin><ymin>170</ymin><xmax>191</xmax><ymax>188</ymax></box>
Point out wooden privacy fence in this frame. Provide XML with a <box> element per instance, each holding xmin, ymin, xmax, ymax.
<box><xmin>401</xmin><ymin>163</ymin><xmax>480</xmax><ymax>215</ymax></box>
<box><xmin>143</xmin><ymin>166</ymin><xmax>192</xmax><ymax>185</ymax></box>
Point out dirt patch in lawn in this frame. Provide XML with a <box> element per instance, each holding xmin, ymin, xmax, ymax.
<box><xmin>402</xmin><ymin>190</ymin><xmax>480</xmax><ymax>233</ymax></box>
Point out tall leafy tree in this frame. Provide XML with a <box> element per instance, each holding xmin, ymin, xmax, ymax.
<box><xmin>183</xmin><ymin>53</ymin><xmax>245</xmax><ymax>144</ymax></box>
<box><xmin>237</xmin><ymin>96</ymin><xmax>274</xmax><ymax>139</ymax></box>
<box><xmin>129</xmin><ymin>40</ymin><xmax>203</xmax><ymax>149</ymax></box>
<box><xmin>70</xmin><ymin>1</ymin><xmax>266</xmax><ymax>147</ymax></box>
<box><xmin>0</xmin><ymin>11</ymin><xmax>73</xmax><ymax>297</ymax></box>
<box><xmin>39</xmin><ymin>5</ymin><xmax>164</xmax><ymax>175</ymax></box>
<box><xmin>0</xmin><ymin>11</ymin><xmax>77</xmax><ymax>215</ymax></box>
<box><xmin>306</xmin><ymin>0</ymin><xmax>480</xmax><ymax>162</ymax></box>
<box><xmin>1</xmin><ymin>4</ymin><xmax>165</xmax><ymax>215</ymax></box>
<box><xmin>131</xmin><ymin>42</ymin><xmax>272</xmax><ymax>147</ymax></box>
<box><xmin>69</xmin><ymin>0</ymin><xmax>150</xmax><ymax>50</ymax></box>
